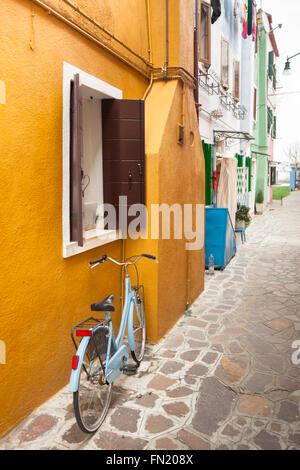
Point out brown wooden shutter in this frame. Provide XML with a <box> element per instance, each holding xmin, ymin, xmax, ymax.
<box><xmin>70</xmin><ymin>74</ymin><xmax>83</xmax><ymax>246</ymax></box>
<box><xmin>197</xmin><ymin>1</ymin><xmax>201</xmax><ymax>58</ymax></box>
<box><xmin>102</xmin><ymin>99</ymin><xmax>145</xmax><ymax>230</ymax></box>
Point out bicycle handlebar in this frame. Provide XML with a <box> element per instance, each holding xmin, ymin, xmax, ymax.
<box><xmin>141</xmin><ymin>254</ymin><xmax>156</xmax><ymax>260</ymax></box>
<box><xmin>89</xmin><ymin>253</ymin><xmax>158</xmax><ymax>268</ymax></box>
<box><xmin>89</xmin><ymin>255</ymin><xmax>107</xmax><ymax>265</ymax></box>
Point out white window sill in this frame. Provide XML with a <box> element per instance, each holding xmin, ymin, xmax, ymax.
<box><xmin>63</xmin><ymin>229</ymin><xmax>120</xmax><ymax>258</ymax></box>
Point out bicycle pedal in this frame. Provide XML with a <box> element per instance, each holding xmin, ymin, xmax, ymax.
<box><xmin>120</xmin><ymin>364</ymin><xmax>137</xmax><ymax>375</ymax></box>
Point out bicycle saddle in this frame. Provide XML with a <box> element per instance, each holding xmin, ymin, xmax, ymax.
<box><xmin>91</xmin><ymin>294</ymin><xmax>115</xmax><ymax>312</ymax></box>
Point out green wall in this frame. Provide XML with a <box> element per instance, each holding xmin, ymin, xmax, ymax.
<box><xmin>251</xmin><ymin>19</ymin><xmax>269</xmax><ymax>212</ymax></box>
<box><xmin>202</xmin><ymin>141</ymin><xmax>212</xmax><ymax>206</ymax></box>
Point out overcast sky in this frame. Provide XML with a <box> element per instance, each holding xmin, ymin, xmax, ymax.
<box><xmin>260</xmin><ymin>0</ymin><xmax>300</xmax><ymax>165</ymax></box>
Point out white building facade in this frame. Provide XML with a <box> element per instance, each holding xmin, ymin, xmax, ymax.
<box><xmin>197</xmin><ymin>0</ymin><xmax>256</xmax><ymax>216</ymax></box>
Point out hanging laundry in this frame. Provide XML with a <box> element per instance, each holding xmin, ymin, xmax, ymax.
<box><xmin>242</xmin><ymin>2</ymin><xmax>248</xmax><ymax>39</ymax></box>
<box><xmin>234</xmin><ymin>0</ymin><xmax>244</xmax><ymax>23</ymax></box>
<box><xmin>211</xmin><ymin>0</ymin><xmax>221</xmax><ymax>25</ymax></box>
<box><xmin>234</xmin><ymin>0</ymin><xmax>240</xmax><ymax>17</ymax></box>
<box><xmin>247</xmin><ymin>0</ymin><xmax>253</xmax><ymax>36</ymax></box>
<box><xmin>252</xmin><ymin>1</ymin><xmax>257</xmax><ymax>42</ymax></box>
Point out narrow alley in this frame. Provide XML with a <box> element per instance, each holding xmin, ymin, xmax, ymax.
<box><xmin>1</xmin><ymin>193</ymin><xmax>299</xmax><ymax>451</ymax></box>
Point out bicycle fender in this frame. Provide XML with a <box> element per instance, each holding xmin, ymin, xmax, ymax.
<box><xmin>127</xmin><ymin>301</ymin><xmax>135</xmax><ymax>352</ymax></box>
<box><xmin>69</xmin><ymin>336</ymin><xmax>90</xmax><ymax>392</ymax></box>
<box><xmin>105</xmin><ymin>345</ymin><xmax>128</xmax><ymax>384</ymax></box>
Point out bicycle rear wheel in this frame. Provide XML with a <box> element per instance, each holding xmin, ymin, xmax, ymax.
<box><xmin>131</xmin><ymin>297</ymin><xmax>146</xmax><ymax>364</ymax></box>
<box><xmin>73</xmin><ymin>340</ymin><xmax>112</xmax><ymax>433</ymax></box>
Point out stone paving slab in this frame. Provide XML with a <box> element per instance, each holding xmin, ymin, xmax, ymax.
<box><xmin>0</xmin><ymin>193</ymin><xmax>300</xmax><ymax>450</ymax></box>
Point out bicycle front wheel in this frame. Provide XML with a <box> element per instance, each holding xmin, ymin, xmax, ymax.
<box><xmin>73</xmin><ymin>340</ymin><xmax>112</xmax><ymax>433</ymax></box>
<box><xmin>131</xmin><ymin>298</ymin><xmax>146</xmax><ymax>364</ymax></box>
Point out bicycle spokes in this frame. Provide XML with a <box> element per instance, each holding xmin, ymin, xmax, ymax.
<box><xmin>74</xmin><ymin>347</ymin><xmax>112</xmax><ymax>433</ymax></box>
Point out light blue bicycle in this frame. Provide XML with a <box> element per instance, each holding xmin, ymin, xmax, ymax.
<box><xmin>69</xmin><ymin>253</ymin><xmax>158</xmax><ymax>433</ymax></box>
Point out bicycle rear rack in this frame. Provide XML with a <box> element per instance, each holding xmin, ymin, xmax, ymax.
<box><xmin>71</xmin><ymin>317</ymin><xmax>107</xmax><ymax>351</ymax></box>
<box><xmin>71</xmin><ymin>316</ymin><xmax>116</xmax><ymax>379</ymax></box>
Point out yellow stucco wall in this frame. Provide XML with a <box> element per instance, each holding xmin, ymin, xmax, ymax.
<box><xmin>144</xmin><ymin>80</ymin><xmax>205</xmax><ymax>340</ymax></box>
<box><xmin>0</xmin><ymin>0</ymin><xmax>205</xmax><ymax>437</ymax></box>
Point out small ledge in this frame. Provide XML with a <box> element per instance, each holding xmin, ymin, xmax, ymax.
<box><xmin>63</xmin><ymin>229</ymin><xmax>120</xmax><ymax>258</ymax></box>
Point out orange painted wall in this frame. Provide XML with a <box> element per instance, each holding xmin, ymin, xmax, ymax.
<box><xmin>143</xmin><ymin>80</ymin><xmax>205</xmax><ymax>340</ymax></box>
<box><xmin>0</xmin><ymin>0</ymin><xmax>148</xmax><ymax>437</ymax></box>
<box><xmin>0</xmin><ymin>0</ymin><xmax>204</xmax><ymax>437</ymax></box>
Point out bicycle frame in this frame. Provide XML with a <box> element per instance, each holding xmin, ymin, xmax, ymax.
<box><xmin>69</xmin><ymin>274</ymin><xmax>143</xmax><ymax>391</ymax></box>
<box><xmin>116</xmin><ymin>275</ymin><xmax>141</xmax><ymax>350</ymax></box>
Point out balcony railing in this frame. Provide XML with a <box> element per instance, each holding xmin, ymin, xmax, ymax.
<box><xmin>199</xmin><ymin>69</ymin><xmax>248</xmax><ymax>120</ymax></box>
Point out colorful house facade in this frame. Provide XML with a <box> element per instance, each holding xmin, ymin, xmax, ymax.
<box><xmin>198</xmin><ymin>0</ymin><xmax>256</xmax><ymax>223</ymax></box>
<box><xmin>267</xmin><ymin>13</ymin><xmax>279</xmax><ymax>203</ymax></box>
<box><xmin>251</xmin><ymin>10</ymin><xmax>279</xmax><ymax>212</ymax></box>
<box><xmin>0</xmin><ymin>0</ymin><xmax>205</xmax><ymax>437</ymax></box>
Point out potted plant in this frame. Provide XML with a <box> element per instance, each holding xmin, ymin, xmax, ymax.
<box><xmin>235</xmin><ymin>204</ymin><xmax>251</xmax><ymax>229</ymax></box>
<box><xmin>256</xmin><ymin>190</ymin><xmax>264</xmax><ymax>215</ymax></box>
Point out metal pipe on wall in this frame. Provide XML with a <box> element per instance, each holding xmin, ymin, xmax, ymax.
<box><xmin>164</xmin><ymin>0</ymin><xmax>169</xmax><ymax>76</ymax></box>
<box><xmin>63</xmin><ymin>0</ymin><xmax>150</xmax><ymax>67</ymax></box>
<box><xmin>31</xmin><ymin>0</ymin><xmax>150</xmax><ymax>78</ymax></box>
<box><xmin>146</xmin><ymin>0</ymin><xmax>153</xmax><ymax>65</ymax></box>
<box><xmin>194</xmin><ymin>0</ymin><xmax>199</xmax><ymax>120</ymax></box>
<box><xmin>143</xmin><ymin>0</ymin><xmax>154</xmax><ymax>100</ymax></box>
<box><xmin>31</xmin><ymin>0</ymin><xmax>198</xmax><ymax>92</ymax></box>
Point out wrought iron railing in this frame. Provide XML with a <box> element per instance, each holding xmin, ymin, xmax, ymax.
<box><xmin>199</xmin><ymin>69</ymin><xmax>248</xmax><ymax>120</ymax></box>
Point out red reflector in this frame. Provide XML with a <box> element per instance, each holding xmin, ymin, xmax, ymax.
<box><xmin>76</xmin><ymin>330</ymin><xmax>92</xmax><ymax>337</ymax></box>
<box><xmin>72</xmin><ymin>355</ymin><xmax>79</xmax><ymax>370</ymax></box>
<box><xmin>213</xmin><ymin>170</ymin><xmax>218</xmax><ymax>190</ymax></box>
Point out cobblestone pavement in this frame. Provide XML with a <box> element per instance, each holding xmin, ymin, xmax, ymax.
<box><xmin>1</xmin><ymin>192</ymin><xmax>300</xmax><ymax>450</ymax></box>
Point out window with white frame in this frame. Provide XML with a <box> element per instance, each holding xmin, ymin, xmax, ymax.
<box><xmin>62</xmin><ymin>63</ymin><xmax>122</xmax><ymax>258</ymax></box>
<box><xmin>221</xmin><ymin>38</ymin><xmax>229</xmax><ymax>89</ymax></box>
<box><xmin>62</xmin><ymin>63</ymin><xmax>145</xmax><ymax>258</ymax></box>
<box><xmin>198</xmin><ymin>1</ymin><xmax>211</xmax><ymax>66</ymax></box>
<box><xmin>233</xmin><ymin>59</ymin><xmax>240</xmax><ymax>101</ymax></box>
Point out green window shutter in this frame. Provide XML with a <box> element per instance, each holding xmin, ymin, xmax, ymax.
<box><xmin>268</xmin><ymin>52</ymin><xmax>277</xmax><ymax>89</ymax></box>
<box><xmin>267</xmin><ymin>107</ymin><xmax>274</xmax><ymax>135</ymax></box>
<box><xmin>270</xmin><ymin>166</ymin><xmax>277</xmax><ymax>186</ymax></box>
<box><xmin>273</xmin><ymin>66</ymin><xmax>277</xmax><ymax>90</ymax></box>
<box><xmin>268</xmin><ymin>51</ymin><xmax>274</xmax><ymax>79</ymax></box>
<box><xmin>268</xmin><ymin>51</ymin><xmax>274</xmax><ymax>66</ymax></box>
<box><xmin>202</xmin><ymin>141</ymin><xmax>212</xmax><ymax>205</ymax></box>
<box><xmin>235</xmin><ymin>153</ymin><xmax>243</xmax><ymax>167</ymax></box>
<box><xmin>272</xmin><ymin>116</ymin><xmax>277</xmax><ymax>139</ymax></box>
<box><xmin>246</xmin><ymin>157</ymin><xmax>252</xmax><ymax>192</ymax></box>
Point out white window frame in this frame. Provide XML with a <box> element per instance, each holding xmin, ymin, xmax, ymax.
<box><xmin>199</xmin><ymin>0</ymin><xmax>211</xmax><ymax>66</ymax></box>
<box><xmin>62</xmin><ymin>62</ymin><xmax>122</xmax><ymax>258</ymax></box>
<box><xmin>233</xmin><ymin>59</ymin><xmax>240</xmax><ymax>101</ymax></box>
<box><xmin>220</xmin><ymin>37</ymin><xmax>230</xmax><ymax>90</ymax></box>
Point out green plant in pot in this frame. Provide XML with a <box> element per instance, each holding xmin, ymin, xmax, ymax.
<box><xmin>236</xmin><ymin>204</ymin><xmax>251</xmax><ymax>229</ymax></box>
<box><xmin>256</xmin><ymin>190</ymin><xmax>264</xmax><ymax>215</ymax></box>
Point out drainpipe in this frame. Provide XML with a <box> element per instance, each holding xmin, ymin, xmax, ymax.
<box><xmin>31</xmin><ymin>0</ymin><xmax>150</xmax><ymax>78</ymax></box>
<box><xmin>194</xmin><ymin>0</ymin><xmax>199</xmax><ymax>120</ymax></box>
<box><xmin>143</xmin><ymin>0</ymin><xmax>154</xmax><ymax>100</ymax></box>
<box><xmin>164</xmin><ymin>0</ymin><xmax>169</xmax><ymax>77</ymax></box>
<box><xmin>146</xmin><ymin>0</ymin><xmax>153</xmax><ymax>65</ymax></box>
